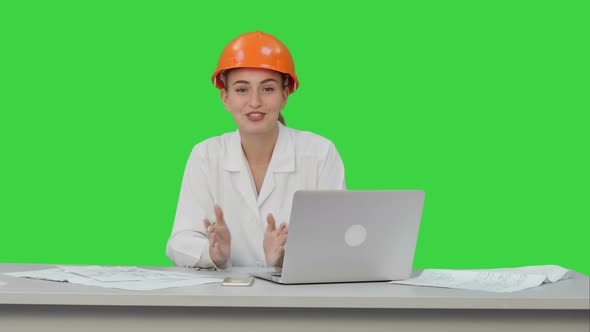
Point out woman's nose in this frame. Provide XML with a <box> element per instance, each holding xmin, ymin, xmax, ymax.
<box><xmin>248</xmin><ymin>90</ymin><xmax>262</xmax><ymax>108</ymax></box>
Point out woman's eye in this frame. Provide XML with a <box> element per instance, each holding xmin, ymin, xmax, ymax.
<box><xmin>263</xmin><ymin>87</ymin><xmax>275</xmax><ymax>92</ymax></box>
<box><xmin>235</xmin><ymin>87</ymin><xmax>247</xmax><ymax>93</ymax></box>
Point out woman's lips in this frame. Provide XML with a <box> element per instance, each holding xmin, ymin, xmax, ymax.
<box><xmin>246</xmin><ymin>112</ymin><xmax>266</xmax><ymax>122</ymax></box>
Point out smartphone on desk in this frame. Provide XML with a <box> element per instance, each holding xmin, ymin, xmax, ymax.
<box><xmin>222</xmin><ymin>276</ymin><xmax>255</xmax><ymax>287</ymax></box>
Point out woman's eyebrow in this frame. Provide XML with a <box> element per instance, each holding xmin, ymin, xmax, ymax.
<box><xmin>232</xmin><ymin>78</ymin><xmax>279</xmax><ymax>86</ymax></box>
<box><xmin>259</xmin><ymin>78</ymin><xmax>279</xmax><ymax>84</ymax></box>
<box><xmin>232</xmin><ymin>80</ymin><xmax>250</xmax><ymax>86</ymax></box>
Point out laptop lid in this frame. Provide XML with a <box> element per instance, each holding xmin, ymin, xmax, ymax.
<box><xmin>279</xmin><ymin>190</ymin><xmax>425</xmax><ymax>284</ymax></box>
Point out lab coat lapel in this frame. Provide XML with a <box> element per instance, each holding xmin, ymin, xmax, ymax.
<box><xmin>222</xmin><ymin>130</ymin><xmax>259</xmax><ymax>217</ymax></box>
<box><xmin>257</xmin><ymin>171</ymin><xmax>276</xmax><ymax>208</ymax></box>
<box><xmin>257</xmin><ymin>123</ymin><xmax>295</xmax><ymax>207</ymax></box>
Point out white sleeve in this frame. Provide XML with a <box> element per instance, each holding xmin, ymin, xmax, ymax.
<box><xmin>317</xmin><ymin>142</ymin><xmax>346</xmax><ymax>190</ymax></box>
<box><xmin>166</xmin><ymin>147</ymin><xmax>220</xmax><ymax>269</ymax></box>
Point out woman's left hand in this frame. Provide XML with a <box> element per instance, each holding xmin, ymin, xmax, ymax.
<box><xmin>263</xmin><ymin>213</ymin><xmax>288</xmax><ymax>267</ymax></box>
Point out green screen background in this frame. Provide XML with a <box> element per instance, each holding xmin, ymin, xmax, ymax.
<box><xmin>1</xmin><ymin>1</ymin><xmax>588</xmax><ymax>275</ymax></box>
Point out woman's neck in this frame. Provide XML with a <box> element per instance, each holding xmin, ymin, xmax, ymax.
<box><xmin>240</xmin><ymin>125</ymin><xmax>280</xmax><ymax>167</ymax></box>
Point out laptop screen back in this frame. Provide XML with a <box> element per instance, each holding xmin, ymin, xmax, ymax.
<box><xmin>280</xmin><ymin>190</ymin><xmax>425</xmax><ymax>284</ymax></box>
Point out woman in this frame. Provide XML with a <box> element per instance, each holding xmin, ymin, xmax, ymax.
<box><xmin>166</xmin><ymin>31</ymin><xmax>346</xmax><ymax>270</ymax></box>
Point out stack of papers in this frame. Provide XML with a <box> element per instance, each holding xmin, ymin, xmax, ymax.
<box><xmin>389</xmin><ymin>265</ymin><xmax>573</xmax><ymax>293</ymax></box>
<box><xmin>4</xmin><ymin>265</ymin><xmax>222</xmax><ymax>291</ymax></box>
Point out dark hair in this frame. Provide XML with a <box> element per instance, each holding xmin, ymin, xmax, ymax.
<box><xmin>223</xmin><ymin>69</ymin><xmax>287</xmax><ymax>126</ymax></box>
<box><xmin>278</xmin><ymin>113</ymin><xmax>286</xmax><ymax>126</ymax></box>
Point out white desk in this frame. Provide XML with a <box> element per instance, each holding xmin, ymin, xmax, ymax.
<box><xmin>1</xmin><ymin>263</ymin><xmax>588</xmax><ymax>332</ymax></box>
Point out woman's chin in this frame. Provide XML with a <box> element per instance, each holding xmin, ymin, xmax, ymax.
<box><xmin>237</xmin><ymin>120</ymin><xmax>278</xmax><ymax>136</ymax></box>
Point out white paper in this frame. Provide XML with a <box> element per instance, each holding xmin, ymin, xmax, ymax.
<box><xmin>6</xmin><ymin>268</ymin><xmax>69</xmax><ymax>281</ymax></box>
<box><xmin>4</xmin><ymin>266</ymin><xmax>222</xmax><ymax>291</ymax></box>
<box><xmin>389</xmin><ymin>265</ymin><xmax>572</xmax><ymax>293</ymax></box>
<box><xmin>59</xmin><ymin>265</ymin><xmax>210</xmax><ymax>282</ymax></box>
<box><xmin>482</xmin><ymin>265</ymin><xmax>572</xmax><ymax>283</ymax></box>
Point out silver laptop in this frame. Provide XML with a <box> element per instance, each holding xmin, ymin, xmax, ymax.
<box><xmin>251</xmin><ymin>190</ymin><xmax>425</xmax><ymax>284</ymax></box>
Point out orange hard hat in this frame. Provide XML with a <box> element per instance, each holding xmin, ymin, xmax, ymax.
<box><xmin>211</xmin><ymin>31</ymin><xmax>299</xmax><ymax>94</ymax></box>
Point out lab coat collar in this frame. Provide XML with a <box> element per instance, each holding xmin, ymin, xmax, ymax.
<box><xmin>257</xmin><ymin>123</ymin><xmax>295</xmax><ymax>206</ymax></box>
<box><xmin>221</xmin><ymin>130</ymin><xmax>243</xmax><ymax>172</ymax></box>
<box><xmin>222</xmin><ymin>123</ymin><xmax>295</xmax><ymax>173</ymax></box>
<box><xmin>222</xmin><ymin>123</ymin><xmax>295</xmax><ymax>212</ymax></box>
<box><xmin>267</xmin><ymin>122</ymin><xmax>295</xmax><ymax>173</ymax></box>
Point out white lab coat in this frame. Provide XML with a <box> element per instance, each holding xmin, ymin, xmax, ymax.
<box><xmin>166</xmin><ymin>123</ymin><xmax>346</xmax><ymax>269</ymax></box>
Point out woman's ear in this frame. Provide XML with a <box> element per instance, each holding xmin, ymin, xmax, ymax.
<box><xmin>221</xmin><ymin>89</ymin><xmax>231</xmax><ymax>112</ymax></box>
<box><xmin>280</xmin><ymin>87</ymin><xmax>289</xmax><ymax>109</ymax></box>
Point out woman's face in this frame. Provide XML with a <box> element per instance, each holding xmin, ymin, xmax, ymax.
<box><xmin>221</xmin><ymin>68</ymin><xmax>288</xmax><ymax>135</ymax></box>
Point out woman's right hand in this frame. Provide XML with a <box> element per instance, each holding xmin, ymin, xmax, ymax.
<box><xmin>203</xmin><ymin>205</ymin><xmax>231</xmax><ymax>268</ymax></box>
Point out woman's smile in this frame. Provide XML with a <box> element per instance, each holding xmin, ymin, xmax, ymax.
<box><xmin>246</xmin><ymin>111</ymin><xmax>266</xmax><ymax>122</ymax></box>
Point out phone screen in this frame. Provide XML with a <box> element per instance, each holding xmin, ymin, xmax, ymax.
<box><xmin>222</xmin><ymin>276</ymin><xmax>255</xmax><ymax>287</ymax></box>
